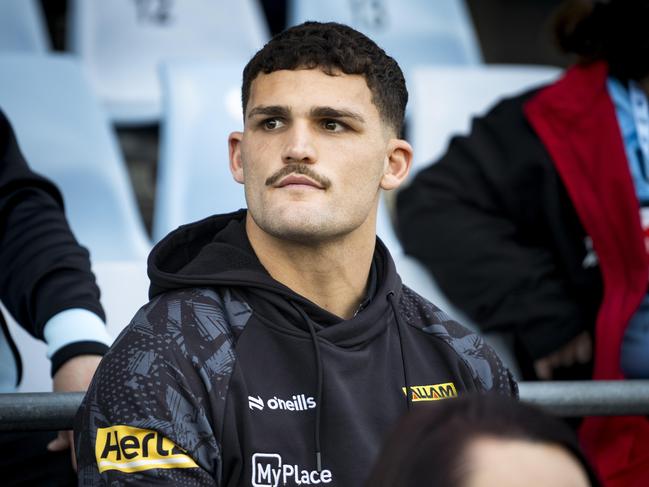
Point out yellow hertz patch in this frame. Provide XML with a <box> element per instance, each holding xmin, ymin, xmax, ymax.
<box><xmin>402</xmin><ymin>382</ymin><xmax>458</xmax><ymax>402</ymax></box>
<box><xmin>95</xmin><ymin>425</ymin><xmax>198</xmax><ymax>473</ymax></box>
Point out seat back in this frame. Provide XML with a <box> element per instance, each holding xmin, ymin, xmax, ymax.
<box><xmin>0</xmin><ymin>54</ymin><xmax>151</xmax><ymax>261</ymax></box>
<box><xmin>410</xmin><ymin>65</ymin><xmax>561</xmax><ymax>172</ymax></box>
<box><xmin>288</xmin><ymin>0</ymin><xmax>481</xmax><ymax>77</ymax></box>
<box><xmin>67</xmin><ymin>0</ymin><xmax>269</xmax><ymax>124</ymax></box>
<box><xmin>0</xmin><ymin>0</ymin><xmax>50</xmax><ymax>53</ymax></box>
<box><xmin>153</xmin><ymin>60</ymin><xmax>247</xmax><ymax>242</ymax></box>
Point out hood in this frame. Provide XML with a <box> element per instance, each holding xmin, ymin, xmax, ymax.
<box><xmin>147</xmin><ymin>209</ymin><xmax>403</xmax><ymax>346</ymax></box>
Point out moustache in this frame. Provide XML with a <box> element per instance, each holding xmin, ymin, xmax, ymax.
<box><xmin>265</xmin><ymin>164</ymin><xmax>331</xmax><ymax>189</ymax></box>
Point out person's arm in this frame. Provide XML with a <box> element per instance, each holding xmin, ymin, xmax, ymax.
<box><xmin>0</xmin><ymin>110</ymin><xmax>111</xmax><ymax>462</ymax></box>
<box><xmin>397</xmin><ymin>95</ymin><xmax>594</xmax><ymax>367</ymax></box>
<box><xmin>0</xmin><ymin>110</ymin><xmax>110</xmax><ymax>369</ymax></box>
<box><xmin>75</xmin><ymin>291</ymin><xmax>226</xmax><ymax>486</ymax></box>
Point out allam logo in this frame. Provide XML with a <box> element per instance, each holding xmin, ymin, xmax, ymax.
<box><xmin>248</xmin><ymin>394</ymin><xmax>316</xmax><ymax>412</ymax></box>
<box><xmin>252</xmin><ymin>453</ymin><xmax>333</xmax><ymax>486</ymax></box>
<box><xmin>402</xmin><ymin>382</ymin><xmax>458</xmax><ymax>402</ymax></box>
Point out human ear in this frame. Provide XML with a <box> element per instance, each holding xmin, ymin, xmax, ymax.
<box><xmin>228</xmin><ymin>131</ymin><xmax>245</xmax><ymax>184</ymax></box>
<box><xmin>380</xmin><ymin>138</ymin><xmax>413</xmax><ymax>190</ymax></box>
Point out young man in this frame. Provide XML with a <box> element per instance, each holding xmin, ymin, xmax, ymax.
<box><xmin>75</xmin><ymin>22</ymin><xmax>516</xmax><ymax>486</ymax></box>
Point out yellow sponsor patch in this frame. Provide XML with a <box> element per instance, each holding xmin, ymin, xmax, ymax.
<box><xmin>402</xmin><ymin>382</ymin><xmax>458</xmax><ymax>402</ymax></box>
<box><xmin>95</xmin><ymin>425</ymin><xmax>198</xmax><ymax>473</ymax></box>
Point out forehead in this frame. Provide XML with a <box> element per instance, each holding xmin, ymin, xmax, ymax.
<box><xmin>246</xmin><ymin>68</ymin><xmax>378</xmax><ymax>118</ymax></box>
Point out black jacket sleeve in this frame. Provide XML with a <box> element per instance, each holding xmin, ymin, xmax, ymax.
<box><xmin>0</xmin><ymin>110</ymin><xmax>108</xmax><ymax>373</ymax></box>
<box><xmin>75</xmin><ymin>289</ymin><xmax>226</xmax><ymax>486</ymax></box>
<box><xmin>397</xmin><ymin>92</ymin><xmax>601</xmax><ymax>363</ymax></box>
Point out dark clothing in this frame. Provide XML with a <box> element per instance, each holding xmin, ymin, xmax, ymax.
<box><xmin>398</xmin><ymin>61</ymin><xmax>649</xmax><ymax>486</ymax></box>
<box><xmin>0</xmin><ymin>431</ymin><xmax>76</xmax><ymax>487</ymax></box>
<box><xmin>398</xmin><ymin>85</ymin><xmax>602</xmax><ymax>370</ymax></box>
<box><xmin>75</xmin><ymin>210</ymin><xmax>516</xmax><ymax>486</ymax></box>
<box><xmin>0</xmin><ymin>110</ymin><xmax>108</xmax><ymax>379</ymax></box>
<box><xmin>0</xmin><ymin>111</ymin><xmax>108</xmax><ymax>483</ymax></box>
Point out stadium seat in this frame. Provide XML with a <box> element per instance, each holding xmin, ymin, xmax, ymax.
<box><xmin>409</xmin><ymin>64</ymin><xmax>561</xmax><ymax>172</ymax></box>
<box><xmin>287</xmin><ymin>0</ymin><xmax>482</xmax><ymax>79</ymax></box>
<box><xmin>153</xmin><ymin>60</ymin><xmax>247</xmax><ymax>242</ymax></box>
<box><xmin>67</xmin><ymin>0</ymin><xmax>270</xmax><ymax>125</ymax></box>
<box><xmin>0</xmin><ymin>0</ymin><xmax>50</xmax><ymax>53</ymax></box>
<box><xmin>0</xmin><ymin>54</ymin><xmax>151</xmax><ymax>261</ymax></box>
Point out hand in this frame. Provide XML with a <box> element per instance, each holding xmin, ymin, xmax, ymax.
<box><xmin>533</xmin><ymin>331</ymin><xmax>592</xmax><ymax>380</ymax></box>
<box><xmin>47</xmin><ymin>354</ymin><xmax>103</xmax><ymax>470</ymax></box>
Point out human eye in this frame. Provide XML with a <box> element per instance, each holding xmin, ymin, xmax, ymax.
<box><xmin>261</xmin><ymin>118</ymin><xmax>285</xmax><ymax>130</ymax></box>
<box><xmin>321</xmin><ymin>119</ymin><xmax>347</xmax><ymax>132</ymax></box>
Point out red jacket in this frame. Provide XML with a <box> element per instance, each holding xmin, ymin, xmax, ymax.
<box><xmin>526</xmin><ymin>61</ymin><xmax>649</xmax><ymax>486</ymax></box>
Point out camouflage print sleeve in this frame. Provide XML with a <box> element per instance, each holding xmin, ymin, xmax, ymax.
<box><xmin>423</xmin><ymin>317</ymin><xmax>519</xmax><ymax>397</ymax></box>
<box><xmin>75</xmin><ymin>288</ymin><xmax>242</xmax><ymax>486</ymax></box>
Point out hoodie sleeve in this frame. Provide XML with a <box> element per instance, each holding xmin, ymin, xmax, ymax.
<box><xmin>74</xmin><ymin>288</ymin><xmax>239</xmax><ymax>486</ymax></box>
<box><xmin>430</xmin><ymin>318</ymin><xmax>519</xmax><ymax>398</ymax></box>
<box><xmin>0</xmin><ymin>110</ymin><xmax>108</xmax><ymax>374</ymax></box>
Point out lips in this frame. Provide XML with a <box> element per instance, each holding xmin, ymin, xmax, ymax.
<box><xmin>275</xmin><ymin>174</ymin><xmax>324</xmax><ymax>189</ymax></box>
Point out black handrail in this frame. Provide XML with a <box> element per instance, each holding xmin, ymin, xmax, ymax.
<box><xmin>1</xmin><ymin>381</ymin><xmax>649</xmax><ymax>431</ymax></box>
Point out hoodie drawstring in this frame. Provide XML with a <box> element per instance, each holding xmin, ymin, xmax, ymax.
<box><xmin>292</xmin><ymin>291</ymin><xmax>408</xmax><ymax>472</ymax></box>
<box><xmin>294</xmin><ymin>305</ymin><xmax>324</xmax><ymax>472</ymax></box>
<box><xmin>388</xmin><ymin>291</ymin><xmax>412</xmax><ymax>410</ymax></box>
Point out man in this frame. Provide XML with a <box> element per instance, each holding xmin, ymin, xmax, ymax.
<box><xmin>0</xmin><ymin>109</ymin><xmax>111</xmax><ymax>485</ymax></box>
<box><xmin>75</xmin><ymin>22</ymin><xmax>516</xmax><ymax>486</ymax></box>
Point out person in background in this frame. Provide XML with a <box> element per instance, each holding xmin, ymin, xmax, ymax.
<box><xmin>366</xmin><ymin>394</ymin><xmax>600</xmax><ymax>487</ymax></box>
<box><xmin>0</xmin><ymin>109</ymin><xmax>112</xmax><ymax>486</ymax></box>
<box><xmin>397</xmin><ymin>0</ymin><xmax>649</xmax><ymax>484</ymax></box>
<box><xmin>74</xmin><ymin>21</ymin><xmax>516</xmax><ymax>487</ymax></box>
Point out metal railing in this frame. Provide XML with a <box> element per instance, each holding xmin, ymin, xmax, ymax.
<box><xmin>0</xmin><ymin>381</ymin><xmax>648</xmax><ymax>431</ymax></box>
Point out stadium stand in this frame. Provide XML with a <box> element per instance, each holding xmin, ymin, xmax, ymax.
<box><xmin>0</xmin><ymin>0</ymin><xmax>50</xmax><ymax>53</ymax></box>
<box><xmin>66</xmin><ymin>0</ymin><xmax>270</xmax><ymax>125</ymax></box>
<box><xmin>409</xmin><ymin>64</ymin><xmax>561</xmax><ymax>172</ymax></box>
<box><xmin>0</xmin><ymin>54</ymin><xmax>151</xmax><ymax>391</ymax></box>
<box><xmin>287</xmin><ymin>0</ymin><xmax>482</xmax><ymax>80</ymax></box>
<box><xmin>153</xmin><ymin>60</ymin><xmax>248</xmax><ymax>242</ymax></box>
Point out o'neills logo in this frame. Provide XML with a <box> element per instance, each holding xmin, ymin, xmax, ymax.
<box><xmin>252</xmin><ymin>453</ymin><xmax>333</xmax><ymax>487</ymax></box>
<box><xmin>402</xmin><ymin>382</ymin><xmax>458</xmax><ymax>402</ymax></box>
<box><xmin>248</xmin><ymin>394</ymin><xmax>316</xmax><ymax>412</ymax></box>
<box><xmin>95</xmin><ymin>425</ymin><xmax>198</xmax><ymax>473</ymax></box>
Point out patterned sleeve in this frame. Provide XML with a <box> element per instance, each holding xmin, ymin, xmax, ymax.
<box><xmin>423</xmin><ymin>317</ymin><xmax>519</xmax><ymax>397</ymax></box>
<box><xmin>74</xmin><ymin>288</ymin><xmax>240</xmax><ymax>486</ymax></box>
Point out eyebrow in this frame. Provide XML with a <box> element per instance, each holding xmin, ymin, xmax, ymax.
<box><xmin>247</xmin><ymin>105</ymin><xmax>290</xmax><ymax>120</ymax></box>
<box><xmin>246</xmin><ymin>105</ymin><xmax>366</xmax><ymax>124</ymax></box>
<box><xmin>310</xmin><ymin>107</ymin><xmax>366</xmax><ymax>124</ymax></box>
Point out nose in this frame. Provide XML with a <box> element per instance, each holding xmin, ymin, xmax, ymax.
<box><xmin>281</xmin><ymin>121</ymin><xmax>317</xmax><ymax>164</ymax></box>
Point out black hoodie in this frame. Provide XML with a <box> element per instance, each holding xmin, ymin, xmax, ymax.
<box><xmin>75</xmin><ymin>210</ymin><xmax>517</xmax><ymax>486</ymax></box>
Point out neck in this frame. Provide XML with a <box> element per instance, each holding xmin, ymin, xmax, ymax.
<box><xmin>246</xmin><ymin>214</ymin><xmax>377</xmax><ymax>319</ymax></box>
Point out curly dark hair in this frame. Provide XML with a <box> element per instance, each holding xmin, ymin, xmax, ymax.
<box><xmin>554</xmin><ymin>0</ymin><xmax>649</xmax><ymax>81</ymax></box>
<box><xmin>241</xmin><ymin>21</ymin><xmax>407</xmax><ymax>136</ymax></box>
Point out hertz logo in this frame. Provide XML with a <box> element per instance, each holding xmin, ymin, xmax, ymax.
<box><xmin>95</xmin><ymin>425</ymin><xmax>198</xmax><ymax>473</ymax></box>
<box><xmin>402</xmin><ymin>382</ymin><xmax>458</xmax><ymax>402</ymax></box>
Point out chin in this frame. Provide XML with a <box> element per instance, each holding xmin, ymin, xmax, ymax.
<box><xmin>250</xmin><ymin>202</ymin><xmax>366</xmax><ymax>243</ymax></box>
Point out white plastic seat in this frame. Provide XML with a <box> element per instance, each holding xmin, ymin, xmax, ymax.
<box><xmin>0</xmin><ymin>54</ymin><xmax>151</xmax><ymax>261</ymax></box>
<box><xmin>0</xmin><ymin>0</ymin><xmax>50</xmax><ymax>53</ymax></box>
<box><xmin>287</xmin><ymin>0</ymin><xmax>482</xmax><ymax>79</ymax></box>
<box><xmin>67</xmin><ymin>0</ymin><xmax>269</xmax><ymax>125</ymax></box>
<box><xmin>153</xmin><ymin>59</ymin><xmax>248</xmax><ymax>242</ymax></box>
<box><xmin>409</xmin><ymin>65</ymin><xmax>561</xmax><ymax>172</ymax></box>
